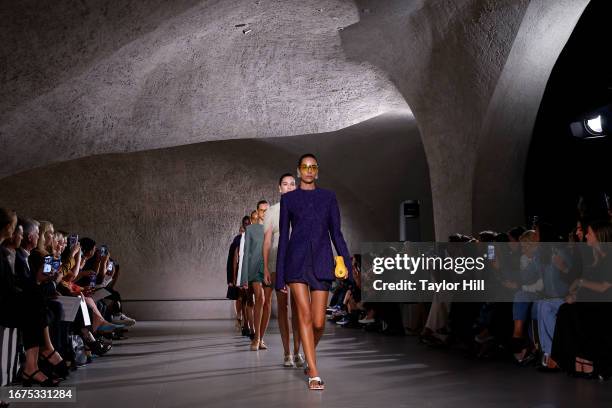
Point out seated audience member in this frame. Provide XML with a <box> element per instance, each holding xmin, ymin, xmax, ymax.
<box><xmin>14</xmin><ymin>218</ymin><xmax>40</xmax><ymax>284</ymax></box>
<box><xmin>509</xmin><ymin>230</ymin><xmax>542</xmax><ymax>364</ymax></box>
<box><xmin>102</xmin><ymin>257</ymin><xmax>136</xmax><ymax>327</ymax></box>
<box><xmin>551</xmin><ymin>220</ymin><xmax>612</xmax><ymax>379</ymax></box>
<box><xmin>536</xmin><ymin>221</ymin><xmax>586</xmax><ymax>371</ymax></box>
<box><xmin>58</xmin><ymin>237</ymin><xmax>122</xmax><ymax>335</ymax></box>
<box><xmin>1</xmin><ymin>209</ymin><xmax>68</xmax><ymax>386</ymax></box>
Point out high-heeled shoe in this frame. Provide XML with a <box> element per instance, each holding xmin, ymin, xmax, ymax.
<box><xmin>39</xmin><ymin>349</ymin><xmax>70</xmax><ymax>379</ymax></box>
<box><xmin>85</xmin><ymin>338</ymin><xmax>112</xmax><ymax>356</ymax></box>
<box><xmin>21</xmin><ymin>369</ymin><xmax>58</xmax><ymax>387</ymax></box>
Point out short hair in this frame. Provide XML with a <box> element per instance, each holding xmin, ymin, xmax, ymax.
<box><xmin>495</xmin><ymin>232</ymin><xmax>510</xmax><ymax>242</ymax></box>
<box><xmin>241</xmin><ymin>216</ymin><xmax>251</xmax><ymax>228</ymax></box>
<box><xmin>0</xmin><ymin>208</ymin><xmax>16</xmax><ymax>231</ymax></box>
<box><xmin>507</xmin><ymin>226</ymin><xmax>526</xmax><ymax>241</ymax></box>
<box><xmin>56</xmin><ymin>230</ymin><xmax>69</xmax><ymax>237</ymax></box>
<box><xmin>256</xmin><ymin>200</ymin><xmax>268</xmax><ymax>209</ymax></box>
<box><xmin>80</xmin><ymin>237</ymin><xmax>96</xmax><ymax>253</ymax></box>
<box><xmin>448</xmin><ymin>233</ymin><xmax>473</xmax><ymax>243</ymax></box>
<box><xmin>278</xmin><ymin>173</ymin><xmax>295</xmax><ymax>185</ymax></box>
<box><xmin>18</xmin><ymin>218</ymin><xmax>39</xmax><ymax>236</ymax></box>
<box><xmin>297</xmin><ymin>153</ymin><xmax>318</xmax><ymax>167</ymax></box>
<box><xmin>478</xmin><ymin>231</ymin><xmax>498</xmax><ymax>242</ymax></box>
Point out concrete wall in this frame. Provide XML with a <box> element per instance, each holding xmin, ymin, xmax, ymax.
<box><xmin>342</xmin><ymin>0</ymin><xmax>589</xmax><ymax>238</ymax></box>
<box><xmin>0</xmin><ymin>113</ymin><xmax>432</xmax><ymax>319</ymax></box>
<box><xmin>471</xmin><ymin>0</ymin><xmax>590</xmax><ymax>231</ymax></box>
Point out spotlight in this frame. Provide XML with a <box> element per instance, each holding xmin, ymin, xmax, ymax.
<box><xmin>569</xmin><ymin>105</ymin><xmax>610</xmax><ymax>139</ymax></box>
<box><xmin>585</xmin><ymin>115</ymin><xmax>603</xmax><ymax>135</ymax></box>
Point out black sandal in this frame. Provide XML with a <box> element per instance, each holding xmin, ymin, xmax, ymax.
<box><xmin>21</xmin><ymin>369</ymin><xmax>58</xmax><ymax>387</ymax></box>
<box><xmin>39</xmin><ymin>349</ymin><xmax>70</xmax><ymax>379</ymax></box>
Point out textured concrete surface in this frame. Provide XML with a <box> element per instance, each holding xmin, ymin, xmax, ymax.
<box><xmin>0</xmin><ymin>113</ymin><xmax>432</xmax><ymax>319</ymax></box>
<box><xmin>0</xmin><ymin>0</ymin><xmax>409</xmax><ymax>179</ymax></box>
<box><xmin>0</xmin><ymin>0</ymin><xmax>593</xmax><ymax>307</ymax></box>
<box><xmin>341</xmin><ymin>0</ymin><xmax>589</xmax><ymax>238</ymax></box>
<box><xmin>16</xmin><ymin>320</ymin><xmax>612</xmax><ymax>408</ymax></box>
<box><xmin>472</xmin><ymin>0</ymin><xmax>590</xmax><ymax>231</ymax></box>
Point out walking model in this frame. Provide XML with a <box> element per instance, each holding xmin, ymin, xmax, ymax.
<box><xmin>240</xmin><ymin>201</ymin><xmax>270</xmax><ymax>350</ymax></box>
<box><xmin>276</xmin><ymin>153</ymin><xmax>352</xmax><ymax>390</ymax></box>
<box><xmin>263</xmin><ymin>173</ymin><xmax>305</xmax><ymax>367</ymax></box>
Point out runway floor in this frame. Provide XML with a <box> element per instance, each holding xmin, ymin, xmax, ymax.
<box><xmin>13</xmin><ymin>320</ymin><xmax>612</xmax><ymax>408</ymax></box>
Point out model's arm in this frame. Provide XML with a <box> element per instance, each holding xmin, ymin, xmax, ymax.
<box><xmin>263</xmin><ymin>226</ymin><xmax>273</xmax><ymax>284</ymax></box>
<box><xmin>237</xmin><ymin>234</ymin><xmax>245</xmax><ymax>286</ymax></box>
<box><xmin>241</xmin><ymin>229</ymin><xmax>251</xmax><ymax>287</ymax></box>
<box><xmin>275</xmin><ymin>195</ymin><xmax>289</xmax><ymax>291</ymax></box>
<box><xmin>328</xmin><ymin>192</ymin><xmax>352</xmax><ymax>280</ymax></box>
<box><xmin>580</xmin><ymin>279</ymin><xmax>612</xmax><ymax>293</ymax></box>
<box><xmin>232</xmin><ymin>246</ymin><xmax>239</xmax><ymax>285</ymax></box>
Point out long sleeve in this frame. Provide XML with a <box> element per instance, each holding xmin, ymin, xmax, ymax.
<box><xmin>241</xmin><ymin>230</ymin><xmax>251</xmax><ymax>286</ymax></box>
<box><xmin>275</xmin><ymin>194</ymin><xmax>290</xmax><ymax>290</ymax></box>
<box><xmin>328</xmin><ymin>192</ymin><xmax>352</xmax><ymax>281</ymax></box>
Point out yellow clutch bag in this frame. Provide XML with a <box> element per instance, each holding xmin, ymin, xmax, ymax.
<box><xmin>334</xmin><ymin>256</ymin><xmax>348</xmax><ymax>279</ymax></box>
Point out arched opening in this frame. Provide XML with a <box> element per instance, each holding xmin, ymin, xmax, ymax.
<box><xmin>525</xmin><ymin>0</ymin><xmax>612</xmax><ymax>233</ymax></box>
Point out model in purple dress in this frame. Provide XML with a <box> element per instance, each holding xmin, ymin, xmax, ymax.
<box><xmin>275</xmin><ymin>153</ymin><xmax>352</xmax><ymax>390</ymax></box>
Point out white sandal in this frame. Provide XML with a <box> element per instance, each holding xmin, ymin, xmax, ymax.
<box><xmin>308</xmin><ymin>376</ymin><xmax>325</xmax><ymax>390</ymax></box>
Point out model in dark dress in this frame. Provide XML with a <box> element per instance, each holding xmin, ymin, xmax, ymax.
<box><xmin>274</xmin><ymin>153</ymin><xmax>352</xmax><ymax>391</ymax></box>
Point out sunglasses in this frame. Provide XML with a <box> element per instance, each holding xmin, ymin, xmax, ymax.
<box><xmin>299</xmin><ymin>164</ymin><xmax>319</xmax><ymax>172</ymax></box>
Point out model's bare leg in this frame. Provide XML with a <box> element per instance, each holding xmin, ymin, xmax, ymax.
<box><xmin>290</xmin><ymin>283</ymin><xmax>318</xmax><ymax>377</ymax></box>
<box><xmin>276</xmin><ymin>289</ymin><xmax>290</xmax><ymax>356</ymax></box>
<box><xmin>245</xmin><ymin>288</ymin><xmax>255</xmax><ymax>333</ymax></box>
<box><xmin>260</xmin><ymin>286</ymin><xmax>273</xmax><ymax>343</ymax></box>
<box><xmin>310</xmin><ymin>290</ymin><xmax>329</xmax><ymax>347</ymax></box>
<box><xmin>290</xmin><ymin>293</ymin><xmax>301</xmax><ymax>355</ymax></box>
<box><xmin>235</xmin><ymin>298</ymin><xmax>243</xmax><ymax>329</ymax></box>
<box><xmin>252</xmin><ymin>282</ymin><xmax>265</xmax><ymax>347</ymax></box>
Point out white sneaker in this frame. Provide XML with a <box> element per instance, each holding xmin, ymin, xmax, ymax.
<box><xmin>283</xmin><ymin>355</ymin><xmax>295</xmax><ymax>368</ymax></box>
<box><xmin>112</xmin><ymin>313</ymin><xmax>136</xmax><ymax>327</ymax></box>
<box><xmin>358</xmin><ymin>317</ymin><xmax>375</xmax><ymax>324</ymax></box>
<box><xmin>294</xmin><ymin>353</ymin><xmax>305</xmax><ymax>368</ymax></box>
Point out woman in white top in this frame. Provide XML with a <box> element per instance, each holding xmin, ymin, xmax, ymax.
<box><xmin>263</xmin><ymin>173</ymin><xmax>304</xmax><ymax>367</ymax></box>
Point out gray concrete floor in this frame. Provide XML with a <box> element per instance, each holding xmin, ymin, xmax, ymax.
<box><xmin>19</xmin><ymin>320</ymin><xmax>612</xmax><ymax>408</ymax></box>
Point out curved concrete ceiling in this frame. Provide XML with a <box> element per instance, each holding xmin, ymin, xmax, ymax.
<box><xmin>0</xmin><ymin>0</ymin><xmax>410</xmax><ymax>179</ymax></box>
